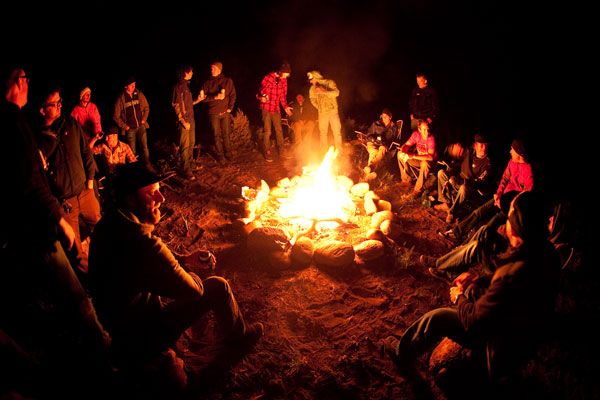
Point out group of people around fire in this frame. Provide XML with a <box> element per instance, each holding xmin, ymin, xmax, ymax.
<box><xmin>1</xmin><ymin>60</ymin><xmax>575</xmax><ymax>398</ymax></box>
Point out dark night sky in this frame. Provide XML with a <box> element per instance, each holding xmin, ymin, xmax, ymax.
<box><xmin>2</xmin><ymin>0</ymin><xmax>570</xmax><ymax>183</ymax></box>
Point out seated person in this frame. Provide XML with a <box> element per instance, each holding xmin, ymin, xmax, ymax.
<box><xmin>383</xmin><ymin>191</ymin><xmax>561</xmax><ymax>383</ymax></box>
<box><xmin>397</xmin><ymin>119</ymin><xmax>436</xmax><ymax>194</ymax></box>
<box><xmin>289</xmin><ymin>94</ymin><xmax>317</xmax><ymax>144</ymax></box>
<box><xmin>91</xmin><ymin>125</ymin><xmax>136</xmax><ymax>175</ymax></box>
<box><xmin>362</xmin><ymin>108</ymin><xmax>399</xmax><ymax>180</ymax></box>
<box><xmin>425</xmin><ymin>191</ymin><xmax>520</xmax><ymax>282</ymax></box>
<box><xmin>442</xmin><ymin>138</ymin><xmax>532</xmax><ymax>244</ymax></box>
<box><xmin>89</xmin><ymin>163</ymin><xmax>263</xmax><ymax>374</ymax></box>
<box><xmin>435</xmin><ymin>134</ymin><xmax>493</xmax><ymax>223</ymax></box>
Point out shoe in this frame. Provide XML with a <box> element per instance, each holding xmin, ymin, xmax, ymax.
<box><xmin>437</xmin><ymin>228</ymin><xmax>458</xmax><ymax>242</ymax></box>
<box><xmin>428</xmin><ymin>267</ymin><xmax>453</xmax><ymax>283</ymax></box>
<box><xmin>380</xmin><ymin>336</ymin><xmax>415</xmax><ymax>374</ymax></box>
<box><xmin>418</xmin><ymin>254</ymin><xmax>436</xmax><ymax>267</ymax></box>
<box><xmin>381</xmin><ymin>336</ymin><xmax>400</xmax><ymax>360</ymax></box>
<box><xmin>229</xmin><ymin>322</ymin><xmax>264</xmax><ymax>351</ymax></box>
<box><xmin>434</xmin><ymin>202</ymin><xmax>450</xmax><ymax>212</ymax></box>
<box><xmin>445</xmin><ymin>213</ymin><xmax>454</xmax><ymax>224</ymax></box>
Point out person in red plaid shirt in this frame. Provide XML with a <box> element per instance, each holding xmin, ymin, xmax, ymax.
<box><xmin>259</xmin><ymin>62</ymin><xmax>293</xmax><ymax>162</ymax></box>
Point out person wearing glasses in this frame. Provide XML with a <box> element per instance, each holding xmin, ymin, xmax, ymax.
<box><xmin>38</xmin><ymin>88</ymin><xmax>101</xmax><ymax>278</ymax></box>
<box><xmin>1</xmin><ymin>68</ymin><xmax>111</xmax><ymax>398</ymax></box>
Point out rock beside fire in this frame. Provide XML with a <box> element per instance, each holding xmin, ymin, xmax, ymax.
<box><xmin>363</xmin><ymin>191</ymin><xmax>380</xmax><ymax>216</ymax></box>
<box><xmin>377</xmin><ymin>199</ymin><xmax>392</xmax><ymax>211</ymax></box>
<box><xmin>366</xmin><ymin>228</ymin><xmax>386</xmax><ymax>241</ymax></box>
<box><xmin>371</xmin><ymin>210</ymin><xmax>395</xmax><ymax>229</ymax></box>
<box><xmin>350</xmin><ymin>182</ymin><xmax>370</xmax><ymax>197</ymax></box>
<box><xmin>380</xmin><ymin>220</ymin><xmax>402</xmax><ymax>241</ymax></box>
<box><xmin>267</xmin><ymin>250</ymin><xmax>292</xmax><ymax>270</ymax></box>
<box><xmin>354</xmin><ymin>240</ymin><xmax>385</xmax><ymax>261</ymax></box>
<box><xmin>247</xmin><ymin>227</ymin><xmax>290</xmax><ymax>254</ymax></box>
<box><xmin>291</xmin><ymin>237</ymin><xmax>315</xmax><ymax>267</ymax></box>
<box><xmin>314</xmin><ymin>240</ymin><xmax>355</xmax><ymax>267</ymax></box>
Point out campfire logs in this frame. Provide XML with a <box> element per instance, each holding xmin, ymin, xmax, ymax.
<box><xmin>242</xmin><ymin>147</ymin><xmax>401</xmax><ymax>271</ymax></box>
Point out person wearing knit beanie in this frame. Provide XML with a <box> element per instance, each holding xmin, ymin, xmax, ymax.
<box><xmin>510</xmin><ymin>139</ymin><xmax>526</xmax><ymax>158</ymax></box>
<box><xmin>80</xmin><ymin>87</ymin><xmax>91</xmax><ymax>100</ymax></box>
<box><xmin>508</xmin><ymin>191</ymin><xmax>547</xmax><ymax>242</ymax></box>
<box><xmin>71</xmin><ymin>86</ymin><xmax>102</xmax><ymax>141</ymax></box>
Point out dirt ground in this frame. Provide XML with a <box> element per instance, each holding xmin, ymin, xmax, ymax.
<box><xmin>151</xmin><ymin>141</ymin><xmax>594</xmax><ymax>400</ymax></box>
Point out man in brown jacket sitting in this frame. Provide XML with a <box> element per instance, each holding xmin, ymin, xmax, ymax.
<box><xmin>88</xmin><ymin>163</ymin><xmax>263</xmax><ymax>375</ymax></box>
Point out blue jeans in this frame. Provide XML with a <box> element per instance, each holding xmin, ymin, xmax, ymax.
<box><xmin>125</xmin><ymin>126</ymin><xmax>150</xmax><ymax>166</ymax></box>
<box><xmin>210</xmin><ymin>114</ymin><xmax>232</xmax><ymax>157</ymax></box>
<box><xmin>262</xmin><ymin>110</ymin><xmax>284</xmax><ymax>152</ymax></box>
<box><xmin>178</xmin><ymin>120</ymin><xmax>195</xmax><ymax>173</ymax></box>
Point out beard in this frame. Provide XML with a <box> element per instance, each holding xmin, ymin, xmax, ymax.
<box><xmin>136</xmin><ymin>203</ymin><xmax>162</xmax><ymax>225</ymax></box>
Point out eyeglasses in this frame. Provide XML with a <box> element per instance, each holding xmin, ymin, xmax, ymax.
<box><xmin>45</xmin><ymin>98</ymin><xmax>62</xmax><ymax>108</ymax></box>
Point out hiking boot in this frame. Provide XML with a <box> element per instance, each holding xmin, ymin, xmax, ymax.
<box><xmin>438</xmin><ymin>228</ymin><xmax>459</xmax><ymax>243</ymax></box>
<box><xmin>380</xmin><ymin>336</ymin><xmax>415</xmax><ymax>374</ymax></box>
<box><xmin>381</xmin><ymin>336</ymin><xmax>400</xmax><ymax>361</ymax></box>
<box><xmin>428</xmin><ymin>267</ymin><xmax>453</xmax><ymax>283</ymax></box>
<box><xmin>228</xmin><ymin>322</ymin><xmax>264</xmax><ymax>351</ymax></box>
<box><xmin>434</xmin><ymin>202</ymin><xmax>450</xmax><ymax>212</ymax></box>
<box><xmin>419</xmin><ymin>254</ymin><xmax>436</xmax><ymax>267</ymax></box>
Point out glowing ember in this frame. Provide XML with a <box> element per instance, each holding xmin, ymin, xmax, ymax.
<box><xmin>278</xmin><ymin>147</ymin><xmax>355</xmax><ymax>229</ymax></box>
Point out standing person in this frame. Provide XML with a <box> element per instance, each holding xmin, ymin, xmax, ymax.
<box><xmin>71</xmin><ymin>86</ymin><xmax>103</xmax><ymax>142</ymax></box>
<box><xmin>1</xmin><ymin>68</ymin><xmax>111</xmax><ymax>398</ymax></box>
<box><xmin>397</xmin><ymin>119</ymin><xmax>436</xmax><ymax>195</ymax></box>
<box><xmin>89</xmin><ymin>163</ymin><xmax>264</xmax><ymax>375</ymax></box>
<box><xmin>259</xmin><ymin>62</ymin><xmax>292</xmax><ymax>162</ymax></box>
<box><xmin>382</xmin><ymin>191</ymin><xmax>560</xmax><ymax>384</ymax></box>
<box><xmin>113</xmin><ymin>76</ymin><xmax>153</xmax><ymax>171</ymax></box>
<box><xmin>308</xmin><ymin>70</ymin><xmax>343</xmax><ymax>152</ymax></box>
<box><xmin>289</xmin><ymin>93</ymin><xmax>317</xmax><ymax>144</ymax></box>
<box><xmin>409</xmin><ymin>72</ymin><xmax>439</xmax><ymax>132</ymax></box>
<box><xmin>199</xmin><ymin>61</ymin><xmax>236</xmax><ymax>163</ymax></box>
<box><xmin>38</xmin><ymin>88</ymin><xmax>101</xmax><ymax>274</ymax></box>
<box><xmin>172</xmin><ymin>65</ymin><xmax>201</xmax><ymax>179</ymax></box>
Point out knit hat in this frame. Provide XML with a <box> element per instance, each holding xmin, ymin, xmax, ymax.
<box><xmin>212</xmin><ymin>61</ymin><xmax>223</xmax><ymax>71</ymax></box>
<box><xmin>279</xmin><ymin>62</ymin><xmax>291</xmax><ymax>74</ymax></box>
<box><xmin>474</xmin><ymin>133</ymin><xmax>488</xmax><ymax>144</ymax></box>
<box><xmin>381</xmin><ymin>108</ymin><xmax>393</xmax><ymax>119</ymax></box>
<box><xmin>511</xmin><ymin>138</ymin><xmax>526</xmax><ymax>157</ymax></box>
<box><xmin>105</xmin><ymin>125</ymin><xmax>119</xmax><ymax>136</ymax></box>
<box><xmin>124</xmin><ymin>76</ymin><xmax>136</xmax><ymax>86</ymax></box>
<box><xmin>307</xmin><ymin>71</ymin><xmax>323</xmax><ymax>80</ymax></box>
<box><xmin>508</xmin><ymin>191</ymin><xmax>547</xmax><ymax>240</ymax></box>
<box><xmin>80</xmin><ymin>87</ymin><xmax>91</xmax><ymax>99</ymax></box>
